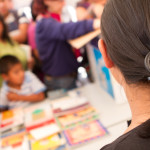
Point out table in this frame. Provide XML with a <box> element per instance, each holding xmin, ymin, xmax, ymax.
<box><xmin>0</xmin><ymin>83</ymin><xmax>132</xmax><ymax>150</ymax></box>
<box><xmin>76</xmin><ymin>83</ymin><xmax>131</xmax><ymax>128</ymax></box>
<box><xmin>71</xmin><ymin>83</ymin><xmax>131</xmax><ymax>150</ymax></box>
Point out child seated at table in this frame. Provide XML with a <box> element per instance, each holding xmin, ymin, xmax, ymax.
<box><xmin>0</xmin><ymin>55</ymin><xmax>46</xmax><ymax>111</ymax></box>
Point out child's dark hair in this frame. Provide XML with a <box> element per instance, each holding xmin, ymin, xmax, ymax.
<box><xmin>101</xmin><ymin>0</ymin><xmax>150</xmax><ymax>84</ymax></box>
<box><xmin>0</xmin><ymin>55</ymin><xmax>20</xmax><ymax>74</ymax></box>
<box><xmin>0</xmin><ymin>15</ymin><xmax>13</xmax><ymax>45</ymax></box>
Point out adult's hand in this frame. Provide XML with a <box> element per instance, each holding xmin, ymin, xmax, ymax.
<box><xmin>93</xmin><ymin>19</ymin><xmax>101</xmax><ymax>30</ymax></box>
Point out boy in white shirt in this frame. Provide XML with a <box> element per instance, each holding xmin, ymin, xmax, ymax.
<box><xmin>0</xmin><ymin>55</ymin><xmax>46</xmax><ymax>111</ymax></box>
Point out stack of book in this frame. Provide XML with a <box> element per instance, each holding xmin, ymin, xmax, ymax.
<box><xmin>51</xmin><ymin>96</ymin><xmax>108</xmax><ymax>147</ymax></box>
<box><xmin>0</xmin><ymin>108</ymin><xmax>29</xmax><ymax>150</ymax></box>
<box><xmin>24</xmin><ymin>103</ymin><xmax>66</xmax><ymax>150</ymax></box>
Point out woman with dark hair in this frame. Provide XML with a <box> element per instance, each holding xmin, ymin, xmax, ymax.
<box><xmin>35</xmin><ymin>0</ymin><xmax>100</xmax><ymax>91</ymax></box>
<box><xmin>0</xmin><ymin>14</ymin><xmax>12</xmax><ymax>44</ymax></box>
<box><xmin>28</xmin><ymin>0</ymin><xmax>46</xmax><ymax>58</ymax></box>
<box><xmin>0</xmin><ymin>15</ymin><xmax>27</xmax><ymax>85</ymax></box>
<box><xmin>99</xmin><ymin>0</ymin><xmax>150</xmax><ymax>149</ymax></box>
<box><xmin>0</xmin><ymin>0</ymin><xmax>29</xmax><ymax>44</ymax></box>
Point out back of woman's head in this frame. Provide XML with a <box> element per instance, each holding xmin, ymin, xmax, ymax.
<box><xmin>31</xmin><ymin>0</ymin><xmax>47</xmax><ymax>19</ymax></box>
<box><xmin>0</xmin><ymin>15</ymin><xmax>12</xmax><ymax>45</ymax></box>
<box><xmin>101</xmin><ymin>0</ymin><xmax>150</xmax><ymax>84</ymax></box>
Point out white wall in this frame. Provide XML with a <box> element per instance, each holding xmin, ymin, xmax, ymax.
<box><xmin>65</xmin><ymin>0</ymin><xmax>81</xmax><ymax>7</ymax></box>
<box><xmin>13</xmin><ymin>0</ymin><xmax>81</xmax><ymax>9</ymax></box>
<box><xmin>13</xmin><ymin>0</ymin><xmax>32</xmax><ymax>9</ymax></box>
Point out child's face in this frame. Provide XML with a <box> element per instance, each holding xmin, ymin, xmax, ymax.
<box><xmin>4</xmin><ymin>63</ymin><xmax>25</xmax><ymax>86</ymax></box>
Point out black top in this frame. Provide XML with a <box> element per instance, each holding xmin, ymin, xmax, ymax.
<box><xmin>101</xmin><ymin>119</ymin><xmax>150</xmax><ymax>150</ymax></box>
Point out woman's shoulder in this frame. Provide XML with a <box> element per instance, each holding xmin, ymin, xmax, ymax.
<box><xmin>100</xmin><ymin>131</ymin><xmax>131</xmax><ymax>150</ymax></box>
<box><xmin>101</xmin><ymin>119</ymin><xmax>150</xmax><ymax>150</ymax></box>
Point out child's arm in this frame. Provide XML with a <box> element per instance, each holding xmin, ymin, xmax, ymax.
<box><xmin>7</xmin><ymin>92</ymin><xmax>45</xmax><ymax>102</ymax></box>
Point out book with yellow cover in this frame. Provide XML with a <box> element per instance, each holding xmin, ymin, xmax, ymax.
<box><xmin>30</xmin><ymin>133</ymin><xmax>66</xmax><ymax>150</ymax></box>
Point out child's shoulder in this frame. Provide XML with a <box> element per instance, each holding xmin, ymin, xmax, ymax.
<box><xmin>25</xmin><ymin>71</ymin><xmax>35</xmax><ymax>77</ymax></box>
<box><xmin>24</xmin><ymin>71</ymin><xmax>37</xmax><ymax>82</ymax></box>
<box><xmin>1</xmin><ymin>81</ymin><xmax>9</xmax><ymax>91</ymax></box>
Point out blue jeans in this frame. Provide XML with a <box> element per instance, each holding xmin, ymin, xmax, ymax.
<box><xmin>44</xmin><ymin>75</ymin><xmax>77</xmax><ymax>91</ymax></box>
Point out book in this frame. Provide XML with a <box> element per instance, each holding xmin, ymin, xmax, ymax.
<box><xmin>56</xmin><ymin>106</ymin><xmax>99</xmax><ymax>129</ymax></box>
<box><xmin>1</xmin><ymin>130</ymin><xmax>26</xmax><ymax>148</ymax></box>
<box><xmin>63</xmin><ymin>120</ymin><xmax>107</xmax><ymax>146</ymax></box>
<box><xmin>24</xmin><ymin>103</ymin><xmax>60</xmax><ymax>140</ymax></box>
<box><xmin>29</xmin><ymin>123</ymin><xmax>60</xmax><ymax>141</ymax></box>
<box><xmin>0</xmin><ymin>108</ymin><xmax>24</xmax><ymax>133</ymax></box>
<box><xmin>51</xmin><ymin>96</ymin><xmax>90</xmax><ymax>116</ymax></box>
<box><xmin>24</xmin><ymin>103</ymin><xmax>54</xmax><ymax>132</ymax></box>
<box><xmin>1</xmin><ymin>125</ymin><xmax>25</xmax><ymax>139</ymax></box>
<box><xmin>30</xmin><ymin>133</ymin><xmax>66</xmax><ymax>150</ymax></box>
<box><xmin>1</xmin><ymin>136</ymin><xmax>30</xmax><ymax>150</ymax></box>
<box><xmin>1</xmin><ymin>129</ymin><xmax>30</xmax><ymax>150</ymax></box>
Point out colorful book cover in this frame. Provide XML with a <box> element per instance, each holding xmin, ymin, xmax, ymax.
<box><xmin>0</xmin><ymin>108</ymin><xmax>24</xmax><ymax>132</ymax></box>
<box><xmin>1</xmin><ymin>130</ymin><xmax>26</xmax><ymax>148</ymax></box>
<box><xmin>1</xmin><ymin>125</ymin><xmax>25</xmax><ymax>139</ymax></box>
<box><xmin>24</xmin><ymin>103</ymin><xmax>54</xmax><ymax>131</ymax></box>
<box><xmin>56</xmin><ymin>106</ymin><xmax>99</xmax><ymax>129</ymax></box>
<box><xmin>30</xmin><ymin>133</ymin><xmax>66</xmax><ymax>150</ymax></box>
<box><xmin>1</xmin><ymin>136</ymin><xmax>30</xmax><ymax>150</ymax></box>
<box><xmin>63</xmin><ymin>120</ymin><xmax>108</xmax><ymax>146</ymax></box>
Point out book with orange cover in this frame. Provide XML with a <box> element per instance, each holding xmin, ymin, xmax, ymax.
<box><xmin>63</xmin><ymin>120</ymin><xmax>108</xmax><ymax>146</ymax></box>
<box><xmin>0</xmin><ymin>108</ymin><xmax>24</xmax><ymax>133</ymax></box>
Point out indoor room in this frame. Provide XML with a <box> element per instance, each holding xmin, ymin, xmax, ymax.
<box><xmin>0</xmin><ymin>0</ymin><xmax>149</xmax><ymax>150</ymax></box>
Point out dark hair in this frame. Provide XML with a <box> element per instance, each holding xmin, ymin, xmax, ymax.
<box><xmin>31</xmin><ymin>0</ymin><xmax>47</xmax><ymax>19</ymax></box>
<box><xmin>0</xmin><ymin>55</ymin><xmax>20</xmax><ymax>74</ymax></box>
<box><xmin>101</xmin><ymin>0</ymin><xmax>150</xmax><ymax>84</ymax></box>
<box><xmin>0</xmin><ymin>15</ymin><xmax>13</xmax><ymax>45</ymax></box>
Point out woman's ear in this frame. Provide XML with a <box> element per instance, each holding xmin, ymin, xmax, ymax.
<box><xmin>98</xmin><ymin>39</ymin><xmax>114</xmax><ymax>68</ymax></box>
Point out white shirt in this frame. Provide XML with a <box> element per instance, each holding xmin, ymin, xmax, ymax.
<box><xmin>0</xmin><ymin>71</ymin><xmax>46</xmax><ymax>109</ymax></box>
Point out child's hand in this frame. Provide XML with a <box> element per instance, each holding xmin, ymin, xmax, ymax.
<box><xmin>7</xmin><ymin>93</ymin><xmax>21</xmax><ymax>101</ymax></box>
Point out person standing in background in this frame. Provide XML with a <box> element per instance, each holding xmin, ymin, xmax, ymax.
<box><xmin>0</xmin><ymin>0</ymin><xmax>29</xmax><ymax>43</ymax></box>
<box><xmin>76</xmin><ymin>0</ymin><xmax>91</xmax><ymax>21</ymax></box>
<box><xmin>0</xmin><ymin>15</ymin><xmax>28</xmax><ymax>86</ymax></box>
<box><xmin>28</xmin><ymin>0</ymin><xmax>46</xmax><ymax>82</ymax></box>
<box><xmin>35</xmin><ymin>0</ymin><xmax>100</xmax><ymax>91</ymax></box>
<box><xmin>76</xmin><ymin>0</ymin><xmax>107</xmax><ymax>20</ymax></box>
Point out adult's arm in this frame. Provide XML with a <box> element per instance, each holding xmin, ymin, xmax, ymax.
<box><xmin>10</xmin><ymin>23</ymin><xmax>28</xmax><ymax>43</ymax></box>
<box><xmin>36</xmin><ymin>18</ymin><xmax>100</xmax><ymax>41</ymax></box>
